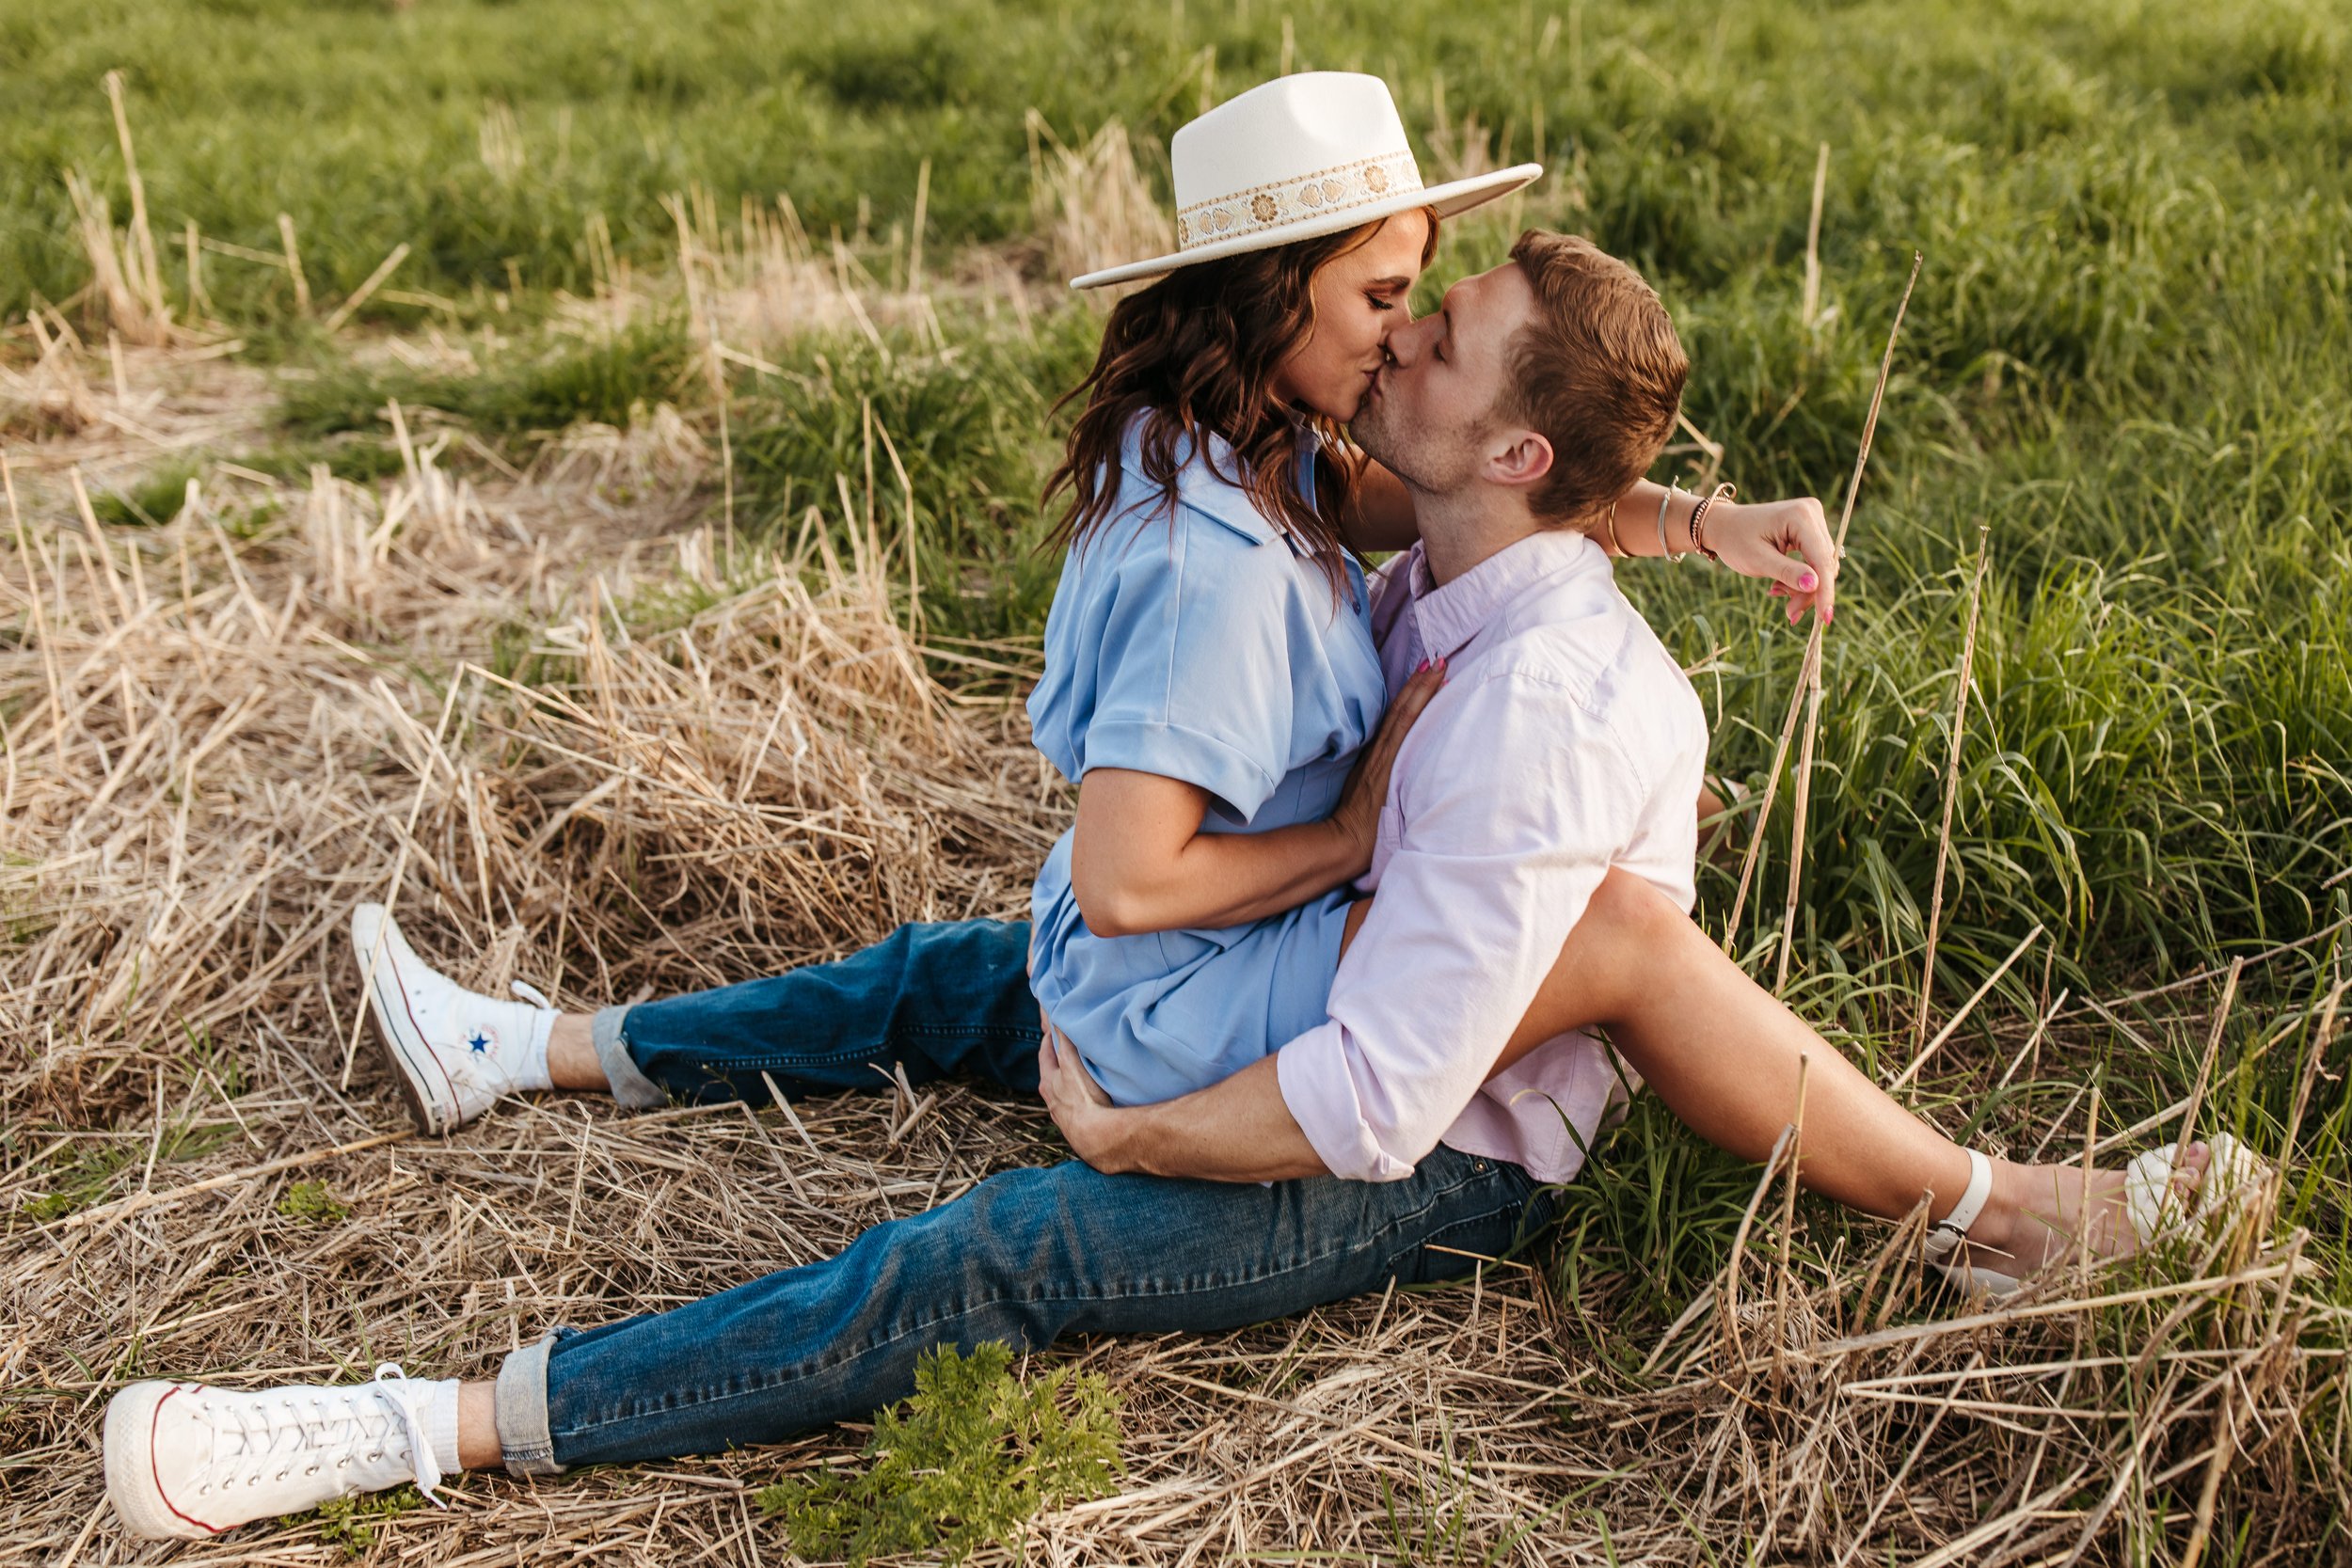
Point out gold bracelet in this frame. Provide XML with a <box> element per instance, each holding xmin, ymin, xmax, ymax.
<box><xmin>1606</xmin><ymin>496</ymin><xmax>1628</xmax><ymax>556</ymax></box>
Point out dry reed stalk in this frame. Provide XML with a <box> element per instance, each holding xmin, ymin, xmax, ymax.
<box><xmin>1915</xmin><ymin>524</ymin><xmax>1993</xmax><ymax>1047</ymax></box>
<box><xmin>1025</xmin><ymin>111</ymin><xmax>1175</xmax><ymax>295</ymax></box>
<box><xmin>1802</xmin><ymin>141</ymin><xmax>1829</xmax><ymax>329</ymax></box>
<box><xmin>2171</xmin><ymin>957</ymin><xmax>2243</xmax><ymax>1178</ymax></box>
<box><xmin>649</xmin><ymin>184</ymin><xmax>958</xmax><ymax>368</ymax></box>
<box><xmin>276</xmin><ymin>212</ymin><xmax>312</xmax><ymax>315</ymax></box>
<box><xmin>1772</xmin><ymin>660</ymin><xmax>1823</xmax><ymax>992</ymax></box>
<box><xmin>1720</xmin><ymin>642</ymin><xmax>1811</xmax><ymax>951</ymax></box>
<box><xmin>62</xmin><ymin>173</ymin><xmax>169</xmax><ymax>347</ymax></box>
<box><xmin>1891</xmin><ymin>923</ymin><xmax>2044</xmax><ymax>1090</ymax></box>
<box><xmin>49</xmin><ymin>74</ymin><xmax>178</xmax><ymax>347</ymax></box>
<box><xmin>1745</xmin><ymin>252</ymin><xmax>1922</xmax><ymax>984</ymax></box>
<box><xmin>321</xmin><ymin>240</ymin><xmax>411</xmax><ymax>334</ymax></box>
<box><xmin>103</xmin><ymin>71</ymin><xmax>166</xmax><ymax>319</ymax></box>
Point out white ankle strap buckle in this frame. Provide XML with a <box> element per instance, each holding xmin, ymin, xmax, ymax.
<box><xmin>1922</xmin><ymin>1148</ymin><xmax>1994</xmax><ymax>1262</ymax></box>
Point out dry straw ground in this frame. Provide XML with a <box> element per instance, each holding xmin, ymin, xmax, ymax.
<box><xmin>4</xmin><ymin>109</ymin><xmax>2349</xmax><ymax>1568</ymax></box>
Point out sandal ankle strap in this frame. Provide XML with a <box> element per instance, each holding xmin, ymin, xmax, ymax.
<box><xmin>1922</xmin><ymin>1148</ymin><xmax>1994</xmax><ymax>1261</ymax></box>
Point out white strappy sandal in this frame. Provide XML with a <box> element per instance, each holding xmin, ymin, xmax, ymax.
<box><xmin>1922</xmin><ymin>1135</ymin><xmax>2269</xmax><ymax>1300</ymax></box>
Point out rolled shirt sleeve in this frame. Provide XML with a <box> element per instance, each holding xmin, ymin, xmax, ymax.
<box><xmin>1275</xmin><ymin>669</ymin><xmax>1645</xmax><ymax>1180</ymax></box>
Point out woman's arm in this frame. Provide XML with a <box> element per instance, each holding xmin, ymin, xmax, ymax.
<box><xmin>1344</xmin><ymin>452</ymin><xmax>1845</xmax><ymax>625</ymax></box>
<box><xmin>1071</xmin><ymin>663</ymin><xmax>1442</xmax><ymax>937</ymax></box>
<box><xmin>1604</xmin><ymin>483</ymin><xmax>1843</xmax><ymax>623</ymax></box>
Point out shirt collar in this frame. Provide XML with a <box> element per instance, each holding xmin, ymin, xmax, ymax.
<box><xmin>1406</xmin><ymin>529</ymin><xmax>1611</xmax><ymax>662</ymax></box>
<box><xmin>1120</xmin><ymin>416</ymin><xmax>1320</xmax><ymax>554</ymax></box>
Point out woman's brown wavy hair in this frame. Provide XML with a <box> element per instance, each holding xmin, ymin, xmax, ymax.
<box><xmin>1042</xmin><ymin>210</ymin><xmax>1441</xmax><ymax>594</ymax></box>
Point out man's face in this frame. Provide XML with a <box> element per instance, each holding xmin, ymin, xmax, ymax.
<box><xmin>1349</xmin><ymin>261</ymin><xmax>1536</xmax><ymax>494</ymax></box>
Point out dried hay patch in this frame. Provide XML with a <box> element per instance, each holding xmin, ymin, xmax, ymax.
<box><xmin>1</xmin><ymin>349</ymin><xmax>2344</xmax><ymax>1566</ymax></box>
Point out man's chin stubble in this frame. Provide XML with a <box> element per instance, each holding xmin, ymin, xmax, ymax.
<box><xmin>1350</xmin><ymin>407</ymin><xmax>1428</xmax><ymax>490</ymax></box>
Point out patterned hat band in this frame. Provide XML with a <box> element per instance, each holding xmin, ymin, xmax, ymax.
<box><xmin>1174</xmin><ymin>150</ymin><xmax>1425</xmax><ymax>252</ymax></box>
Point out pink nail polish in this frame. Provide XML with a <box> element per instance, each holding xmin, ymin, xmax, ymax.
<box><xmin>1799</xmin><ymin>571</ymin><xmax>1818</xmax><ymax>591</ymax></box>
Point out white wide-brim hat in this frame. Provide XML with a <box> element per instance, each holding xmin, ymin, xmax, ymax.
<box><xmin>1072</xmin><ymin>71</ymin><xmax>1543</xmax><ymax>290</ymax></box>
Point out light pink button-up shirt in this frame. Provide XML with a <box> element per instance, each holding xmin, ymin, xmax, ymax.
<box><xmin>1274</xmin><ymin>528</ymin><xmax>1708</xmax><ymax>1183</ymax></box>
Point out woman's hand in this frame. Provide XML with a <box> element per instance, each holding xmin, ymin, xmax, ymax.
<box><xmin>1704</xmin><ymin>496</ymin><xmax>1840</xmax><ymax>626</ymax></box>
<box><xmin>1038</xmin><ymin>1014</ymin><xmax>1129</xmax><ymax>1172</ymax></box>
<box><xmin>1328</xmin><ymin>659</ymin><xmax>1445</xmax><ymax>870</ymax></box>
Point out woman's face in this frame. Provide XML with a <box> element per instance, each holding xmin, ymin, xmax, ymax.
<box><xmin>1270</xmin><ymin>212</ymin><xmax>1433</xmax><ymax>423</ymax></box>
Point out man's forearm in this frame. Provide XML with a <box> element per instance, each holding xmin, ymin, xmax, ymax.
<box><xmin>1101</xmin><ymin>1056</ymin><xmax>1331</xmax><ymax>1183</ymax></box>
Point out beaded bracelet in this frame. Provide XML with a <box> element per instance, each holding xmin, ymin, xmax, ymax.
<box><xmin>1687</xmin><ymin>482</ymin><xmax>1738</xmax><ymax>562</ymax></box>
<box><xmin>1655</xmin><ymin>482</ymin><xmax>1686</xmax><ymax>562</ymax></box>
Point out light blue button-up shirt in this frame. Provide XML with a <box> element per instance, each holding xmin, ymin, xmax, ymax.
<box><xmin>1026</xmin><ymin>419</ymin><xmax>1386</xmax><ymax>1105</ymax></box>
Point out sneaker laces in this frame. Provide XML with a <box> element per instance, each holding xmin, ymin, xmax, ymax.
<box><xmin>367</xmin><ymin>1364</ymin><xmax>448</xmax><ymax>1506</ymax></box>
<box><xmin>206</xmin><ymin>1368</ymin><xmax>443</xmax><ymax>1504</ymax></box>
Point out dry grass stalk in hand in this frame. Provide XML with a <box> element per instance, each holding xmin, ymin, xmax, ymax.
<box><xmin>1739</xmin><ymin>251</ymin><xmax>1923</xmax><ymax>981</ymax></box>
<box><xmin>1915</xmin><ymin>524</ymin><xmax>1994</xmax><ymax>1048</ymax></box>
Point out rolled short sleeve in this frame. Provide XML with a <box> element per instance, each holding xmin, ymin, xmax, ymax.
<box><xmin>1078</xmin><ymin>529</ymin><xmax>1297</xmax><ymax>823</ymax></box>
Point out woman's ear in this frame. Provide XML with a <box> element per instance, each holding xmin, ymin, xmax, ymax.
<box><xmin>1486</xmin><ymin>430</ymin><xmax>1554</xmax><ymax>491</ymax></box>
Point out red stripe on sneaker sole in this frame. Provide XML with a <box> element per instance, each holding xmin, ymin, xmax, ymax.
<box><xmin>369</xmin><ymin>934</ymin><xmax>462</xmax><ymax>1131</ymax></box>
<box><xmin>153</xmin><ymin>1386</ymin><xmax>225</xmax><ymax>1535</ymax></box>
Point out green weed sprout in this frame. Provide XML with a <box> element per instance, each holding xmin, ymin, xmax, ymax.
<box><xmin>755</xmin><ymin>1342</ymin><xmax>1122</xmax><ymax>1566</ymax></box>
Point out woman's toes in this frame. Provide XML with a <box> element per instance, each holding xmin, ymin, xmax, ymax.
<box><xmin>2171</xmin><ymin>1139</ymin><xmax>2213</xmax><ymax>1211</ymax></box>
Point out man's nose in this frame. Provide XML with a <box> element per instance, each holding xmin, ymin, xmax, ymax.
<box><xmin>1386</xmin><ymin>320</ymin><xmax>1427</xmax><ymax>366</ymax></box>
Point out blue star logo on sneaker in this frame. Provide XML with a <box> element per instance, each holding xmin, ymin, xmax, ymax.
<box><xmin>353</xmin><ymin>904</ymin><xmax>558</xmax><ymax>1135</ymax></box>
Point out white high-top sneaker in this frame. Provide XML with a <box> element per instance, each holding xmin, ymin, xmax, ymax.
<box><xmin>352</xmin><ymin>903</ymin><xmax>555</xmax><ymax>1134</ymax></box>
<box><xmin>104</xmin><ymin>1366</ymin><xmax>447</xmax><ymax>1541</ymax></box>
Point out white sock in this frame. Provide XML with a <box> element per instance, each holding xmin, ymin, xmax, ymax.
<box><xmin>505</xmin><ymin>1001</ymin><xmax>555</xmax><ymax>1094</ymax></box>
<box><xmin>415</xmin><ymin>1378</ymin><xmax>464</xmax><ymax>1476</ymax></box>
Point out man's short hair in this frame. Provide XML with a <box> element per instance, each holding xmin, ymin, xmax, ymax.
<box><xmin>1501</xmin><ymin>231</ymin><xmax>1690</xmax><ymax>531</ymax></box>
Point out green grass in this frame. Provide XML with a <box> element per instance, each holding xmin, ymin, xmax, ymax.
<box><xmin>276</xmin><ymin>320</ymin><xmax>693</xmax><ymax>441</ymax></box>
<box><xmin>87</xmin><ymin>458</ymin><xmax>200</xmax><ymax>527</ymax></box>
<box><xmin>286</xmin><ymin>1485</ymin><xmax>427</xmax><ymax>1558</ymax></box>
<box><xmin>277</xmin><ymin>1179</ymin><xmax>351</xmax><ymax>1225</ymax></box>
<box><xmin>8</xmin><ymin>0</ymin><xmax>2348</xmax><ymax>1545</ymax></box>
<box><xmin>755</xmin><ymin>1342</ymin><xmax>1122</xmax><ymax>1566</ymax></box>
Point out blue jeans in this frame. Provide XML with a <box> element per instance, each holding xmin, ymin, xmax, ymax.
<box><xmin>590</xmin><ymin>919</ymin><xmax>1047</xmax><ymax>1108</ymax></box>
<box><xmin>494</xmin><ymin>920</ymin><xmax>1556</xmax><ymax>1472</ymax></box>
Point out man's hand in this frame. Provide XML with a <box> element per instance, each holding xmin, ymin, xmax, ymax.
<box><xmin>1705</xmin><ymin>495</ymin><xmax>1839</xmax><ymax>626</ymax></box>
<box><xmin>1327</xmin><ymin>659</ymin><xmax>1444</xmax><ymax>869</ymax></box>
<box><xmin>1038</xmin><ymin>1015</ymin><xmax>1130</xmax><ymax>1173</ymax></box>
<box><xmin>1036</xmin><ymin>1011</ymin><xmax>1331</xmax><ymax>1183</ymax></box>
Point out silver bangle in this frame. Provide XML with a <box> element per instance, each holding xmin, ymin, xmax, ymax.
<box><xmin>1656</xmin><ymin>482</ymin><xmax>1685</xmax><ymax>562</ymax></box>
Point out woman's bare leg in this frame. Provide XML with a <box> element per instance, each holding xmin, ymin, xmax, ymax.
<box><xmin>1342</xmin><ymin>872</ymin><xmax>2204</xmax><ymax>1274</ymax></box>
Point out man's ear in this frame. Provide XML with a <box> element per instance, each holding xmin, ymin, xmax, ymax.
<box><xmin>1484</xmin><ymin>428</ymin><xmax>1554</xmax><ymax>491</ymax></box>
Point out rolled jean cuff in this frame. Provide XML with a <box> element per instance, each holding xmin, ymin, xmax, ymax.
<box><xmin>593</xmin><ymin>1005</ymin><xmax>665</xmax><ymax>1110</ymax></box>
<box><xmin>495</xmin><ymin>1330</ymin><xmax>564</xmax><ymax>1478</ymax></box>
